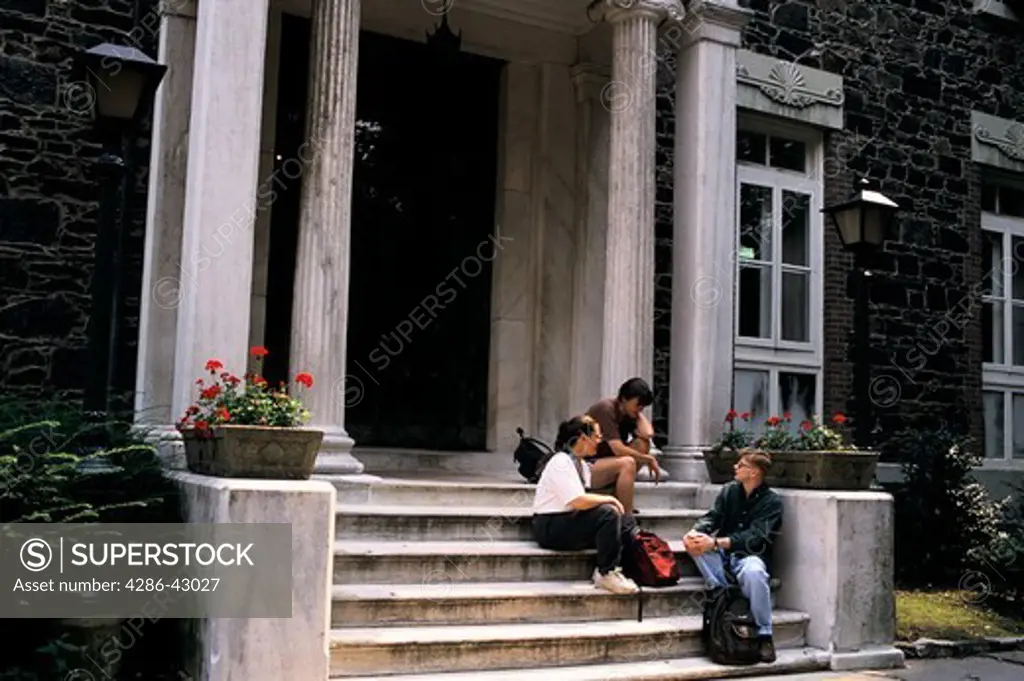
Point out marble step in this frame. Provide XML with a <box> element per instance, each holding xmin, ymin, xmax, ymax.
<box><xmin>332</xmin><ymin>577</ymin><xmax>781</xmax><ymax>627</ymax></box>
<box><xmin>326</xmin><ymin>476</ymin><xmax>701</xmax><ymax>510</ymax></box>
<box><xmin>332</xmin><ymin>646</ymin><xmax>831</xmax><ymax>680</ymax></box>
<box><xmin>329</xmin><ymin>612</ymin><xmax>811</xmax><ymax>677</ymax></box>
<box><xmin>349</xmin><ymin>448</ymin><xmax>526</xmax><ymax>477</ymax></box>
<box><xmin>334</xmin><ymin>539</ymin><xmax>700</xmax><ymax>584</ymax></box>
<box><xmin>335</xmin><ymin>504</ymin><xmax>706</xmax><ymax>542</ymax></box>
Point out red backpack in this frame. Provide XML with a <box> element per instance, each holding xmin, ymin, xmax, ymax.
<box><xmin>622</xmin><ymin>529</ymin><xmax>681</xmax><ymax>587</ymax></box>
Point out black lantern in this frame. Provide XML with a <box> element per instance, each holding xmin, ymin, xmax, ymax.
<box><xmin>821</xmin><ymin>178</ymin><xmax>900</xmax><ymax>448</ymax></box>
<box><xmin>822</xmin><ymin>178</ymin><xmax>900</xmax><ymax>262</ymax></box>
<box><xmin>78</xmin><ymin>43</ymin><xmax>167</xmax><ymax>125</ymax></box>
<box><xmin>78</xmin><ymin>43</ymin><xmax>166</xmax><ymax>416</ymax></box>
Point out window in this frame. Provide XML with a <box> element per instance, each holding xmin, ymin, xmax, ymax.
<box><xmin>733</xmin><ymin>120</ymin><xmax>824</xmax><ymax>433</ymax></box>
<box><xmin>982</xmin><ymin>178</ymin><xmax>1024</xmax><ymax>463</ymax></box>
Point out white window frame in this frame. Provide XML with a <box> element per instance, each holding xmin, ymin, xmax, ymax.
<box><xmin>981</xmin><ymin>177</ymin><xmax>1024</xmax><ymax>468</ymax></box>
<box><xmin>733</xmin><ymin>115</ymin><xmax>824</xmax><ymax>422</ymax></box>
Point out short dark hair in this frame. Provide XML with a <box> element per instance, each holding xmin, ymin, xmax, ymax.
<box><xmin>555</xmin><ymin>415</ymin><xmax>598</xmax><ymax>451</ymax></box>
<box><xmin>617</xmin><ymin>377</ymin><xmax>654</xmax><ymax>407</ymax></box>
<box><xmin>740</xmin><ymin>450</ymin><xmax>772</xmax><ymax>476</ymax></box>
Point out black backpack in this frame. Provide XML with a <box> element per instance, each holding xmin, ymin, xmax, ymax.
<box><xmin>512</xmin><ymin>427</ymin><xmax>556</xmax><ymax>483</ymax></box>
<box><xmin>701</xmin><ymin>584</ymin><xmax>762</xmax><ymax>666</ymax></box>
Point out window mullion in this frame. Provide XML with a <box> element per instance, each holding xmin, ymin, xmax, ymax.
<box><xmin>773</xmin><ymin>186</ymin><xmax>782</xmax><ymax>345</ymax></box>
<box><xmin>1006</xmin><ymin>389</ymin><xmax>1013</xmax><ymax>461</ymax></box>
<box><xmin>1007</xmin><ymin>232</ymin><xmax>1014</xmax><ymax>367</ymax></box>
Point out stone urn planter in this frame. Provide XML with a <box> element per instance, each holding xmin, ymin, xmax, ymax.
<box><xmin>703</xmin><ymin>447</ymin><xmax>880</xmax><ymax>491</ymax></box>
<box><xmin>182</xmin><ymin>425</ymin><xmax>323</xmax><ymax>480</ymax></box>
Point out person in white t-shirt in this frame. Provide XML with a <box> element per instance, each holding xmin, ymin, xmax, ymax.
<box><xmin>532</xmin><ymin>415</ymin><xmax>640</xmax><ymax>595</ymax></box>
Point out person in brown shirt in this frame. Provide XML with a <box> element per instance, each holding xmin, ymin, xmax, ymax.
<box><xmin>584</xmin><ymin>377</ymin><xmax>663</xmax><ymax>513</ymax></box>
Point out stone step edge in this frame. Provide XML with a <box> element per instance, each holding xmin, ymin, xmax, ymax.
<box><xmin>334</xmin><ymin>539</ymin><xmax>691</xmax><ymax>557</ymax></box>
<box><xmin>330</xmin><ymin>646</ymin><xmax>830</xmax><ymax>680</ymax></box>
<box><xmin>332</xmin><ymin>577</ymin><xmax>782</xmax><ymax>602</ymax></box>
<box><xmin>335</xmin><ymin>504</ymin><xmax>707</xmax><ymax>519</ymax></box>
<box><xmin>330</xmin><ymin>611</ymin><xmax>810</xmax><ymax>646</ymax></box>
<box><xmin>327</xmin><ymin>476</ymin><xmax>702</xmax><ymax>492</ymax></box>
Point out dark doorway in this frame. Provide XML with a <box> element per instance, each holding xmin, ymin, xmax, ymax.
<box><xmin>262</xmin><ymin>17</ymin><xmax>503</xmax><ymax>450</ymax></box>
<box><xmin>346</xmin><ymin>29</ymin><xmax>503</xmax><ymax>450</ymax></box>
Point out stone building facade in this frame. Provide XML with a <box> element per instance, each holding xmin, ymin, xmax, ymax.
<box><xmin>1</xmin><ymin>0</ymin><xmax>1023</xmax><ymax>488</ymax></box>
<box><xmin>0</xmin><ymin>0</ymin><xmax>158</xmax><ymax>407</ymax></box>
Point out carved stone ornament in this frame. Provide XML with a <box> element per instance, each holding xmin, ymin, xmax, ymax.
<box><xmin>975</xmin><ymin>122</ymin><xmax>1024</xmax><ymax>163</ymax></box>
<box><xmin>736</xmin><ymin>60</ymin><xmax>844</xmax><ymax>109</ymax></box>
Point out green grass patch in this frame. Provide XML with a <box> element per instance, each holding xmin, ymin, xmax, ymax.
<box><xmin>897</xmin><ymin>589</ymin><xmax>1024</xmax><ymax>641</ymax></box>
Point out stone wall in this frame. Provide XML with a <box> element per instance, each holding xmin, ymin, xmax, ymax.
<box><xmin>0</xmin><ymin>0</ymin><xmax>156</xmax><ymax>407</ymax></box>
<box><xmin>653</xmin><ymin>2</ymin><xmax>1024</xmax><ymax>454</ymax></box>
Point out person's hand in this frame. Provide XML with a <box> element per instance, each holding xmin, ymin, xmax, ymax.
<box><xmin>647</xmin><ymin>456</ymin><xmax>663</xmax><ymax>483</ymax></box>
<box><xmin>603</xmin><ymin>496</ymin><xmax>625</xmax><ymax>515</ymax></box>
<box><xmin>684</xmin><ymin>532</ymin><xmax>715</xmax><ymax>554</ymax></box>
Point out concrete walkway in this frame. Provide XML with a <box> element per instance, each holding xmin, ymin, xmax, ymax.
<box><xmin>761</xmin><ymin>651</ymin><xmax>1024</xmax><ymax>681</ymax></box>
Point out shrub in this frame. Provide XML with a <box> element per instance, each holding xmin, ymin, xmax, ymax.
<box><xmin>885</xmin><ymin>427</ymin><xmax>1010</xmax><ymax>587</ymax></box>
<box><xmin>0</xmin><ymin>398</ymin><xmax>183</xmax><ymax>679</ymax></box>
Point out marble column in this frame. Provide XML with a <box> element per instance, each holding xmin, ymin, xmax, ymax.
<box><xmin>569</xmin><ymin>63</ymin><xmax>611</xmax><ymax>414</ymax></box>
<box><xmin>289</xmin><ymin>0</ymin><xmax>364</xmax><ymax>475</ymax></box>
<box><xmin>598</xmin><ymin>0</ymin><xmax>684</xmax><ymax>397</ymax></box>
<box><xmin>133</xmin><ymin>0</ymin><xmax>196</xmax><ymax>462</ymax></box>
<box><xmin>171</xmin><ymin>0</ymin><xmax>270</xmax><ymax>420</ymax></box>
<box><xmin>665</xmin><ymin>0</ymin><xmax>751</xmax><ymax>481</ymax></box>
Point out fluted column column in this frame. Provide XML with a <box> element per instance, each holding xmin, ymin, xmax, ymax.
<box><xmin>664</xmin><ymin>0</ymin><xmax>751</xmax><ymax>481</ymax></box>
<box><xmin>598</xmin><ymin>0</ymin><xmax>684</xmax><ymax>396</ymax></box>
<box><xmin>290</xmin><ymin>0</ymin><xmax>364</xmax><ymax>475</ymax></box>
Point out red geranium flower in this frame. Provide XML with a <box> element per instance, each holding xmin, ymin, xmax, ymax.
<box><xmin>200</xmin><ymin>385</ymin><xmax>221</xmax><ymax>400</ymax></box>
<box><xmin>833</xmin><ymin>412</ymin><xmax>847</xmax><ymax>425</ymax></box>
<box><xmin>740</xmin><ymin>412</ymin><xmax>751</xmax><ymax>420</ymax></box>
<box><xmin>252</xmin><ymin>375</ymin><xmax>268</xmax><ymax>387</ymax></box>
<box><xmin>205</xmin><ymin>358</ymin><xmax>224</xmax><ymax>373</ymax></box>
<box><xmin>295</xmin><ymin>372</ymin><xmax>314</xmax><ymax>389</ymax></box>
<box><xmin>800</xmin><ymin>420</ymin><xmax>813</xmax><ymax>431</ymax></box>
<box><xmin>766</xmin><ymin>416</ymin><xmax>781</xmax><ymax>427</ymax></box>
<box><xmin>216</xmin><ymin>407</ymin><xmax>230</xmax><ymax>422</ymax></box>
<box><xmin>783</xmin><ymin>412</ymin><xmax>792</xmax><ymax>421</ymax></box>
<box><xmin>725</xmin><ymin>409</ymin><xmax>738</xmax><ymax>422</ymax></box>
<box><xmin>250</xmin><ymin>346</ymin><xmax>270</xmax><ymax>357</ymax></box>
<box><xmin>195</xmin><ymin>420</ymin><xmax>209</xmax><ymax>430</ymax></box>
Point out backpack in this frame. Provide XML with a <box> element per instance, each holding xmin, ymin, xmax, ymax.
<box><xmin>622</xmin><ymin>529</ymin><xmax>681</xmax><ymax>587</ymax></box>
<box><xmin>701</xmin><ymin>584</ymin><xmax>762</xmax><ymax>666</ymax></box>
<box><xmin>512</xmin><ymin>427</ymin><xmax>556</xmax><ymax>483</ymax></box>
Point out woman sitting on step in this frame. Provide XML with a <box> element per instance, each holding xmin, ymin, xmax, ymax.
<box><xmin>531</xmin><ymin>415</ymin><xmax>640</xmax><ymax>595</ymax></box>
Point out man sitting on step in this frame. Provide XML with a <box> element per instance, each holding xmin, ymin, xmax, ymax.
<box><xmin>683</xmin><ymin>451</ymin><xmax>783</xmax><ymax>664</ymax></box>
<box><xmin>532</xmin><ymin>415</ymin><xmax>640</xmax><ymax>595</ymax></box>
<box><xmin>585</xmin><ymin>378</ymin><xmax>664</xmax><ymax>513</ymax></box>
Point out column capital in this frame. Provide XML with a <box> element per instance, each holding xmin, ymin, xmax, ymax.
<box><xmin>678</xmin><ymin>0</ymin><xmax>752</xmax><ymax>49</ymax></box>
<box><xmin>595</xmin><ymin>0</ymin><xmax>686</xmax><ymax>25</ymax></box>
<box><xmin>570</xmin><ymin>63</ymin><xmax>610</xmax><ymax>103</ymax></box>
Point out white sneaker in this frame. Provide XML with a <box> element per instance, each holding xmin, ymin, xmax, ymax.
<box><xmin>592</xmin><ymin>567</ymin><xmax>640</xmax><ymax>594</ymax></box>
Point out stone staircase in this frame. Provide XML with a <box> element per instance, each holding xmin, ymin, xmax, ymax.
<box><xmin>325</xmin><ymin>451</ymin><xmax>831</xmax><ymax>679</ymax></box>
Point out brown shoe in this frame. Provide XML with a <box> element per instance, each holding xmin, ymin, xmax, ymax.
<box><xmin>758</xmin><ymin>636</ymin><xmax>776</xmax><ymax>663</ymax></box>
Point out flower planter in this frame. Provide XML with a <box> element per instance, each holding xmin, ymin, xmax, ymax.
<box><xmin>181</xmin><ymin>425</ymin><xmax>323</xmax><ymax>479</ymax></box>
<box><xmin>703</xmin><ymin>448</ymin><xmax>880</xmax><ymax>490</ymax></box>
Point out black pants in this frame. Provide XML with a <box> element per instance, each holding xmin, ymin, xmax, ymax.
<box><xmin>532</xmin><ymin>506</ymin><xmax>636</xmax><ymax>574</ymax></box>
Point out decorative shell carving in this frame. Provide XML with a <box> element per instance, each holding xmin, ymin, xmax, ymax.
<box><xmin>736</xmin><ymin>59</ymin><xmax>845</xmax><ymax>110</ymax></box>
<box><xmin>761</xmin><ymin>62</ymin><xmax>815</xmax><ymax>108</ymax></box>
<box><xmin>975</xmin><ymin>122</ymin><xmax>1024</xmax><ymax>162</ymax></box>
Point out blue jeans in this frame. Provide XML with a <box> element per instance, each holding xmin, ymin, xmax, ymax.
<box><xmin>692</xmin><ymin>549</ymin><xmax>773</xmax><ymax>637</ymax></box>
